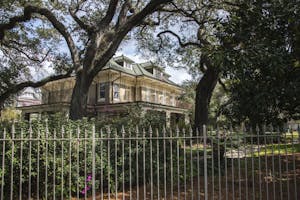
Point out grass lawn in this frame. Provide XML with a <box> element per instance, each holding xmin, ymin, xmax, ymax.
<box><xmin>253</xmin><ymin>143</ymin><xmax>300</xmax><ymax>156</ymax></box>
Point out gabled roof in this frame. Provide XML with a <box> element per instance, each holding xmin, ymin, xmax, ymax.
<box><xmin>113</xmin><ymin>55</ymin><xmax>135</xmax><ymax>64</ymax></box>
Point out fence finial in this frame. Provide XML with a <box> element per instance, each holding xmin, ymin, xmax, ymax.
<box><xmin>155</xmin><ymin>128</ymin><xmax>159</xmax><ymax>137</ymax></box>
<box><xmin>149</xmin><ymin>125</ymin><xmax>153</xmax><ymax>134</ymax></box>
<box><xmin>169</xmin><ymin>127</ymin><xmax>173</xmax><ymax>137</ymax></box>
<box><xmin>142</xmin><ymin>127</ymin><xmax>146</xmax><ymax>138</ymax></box>
<box><xmin>100</xmin><ymin>128</ymin><xmax>103</xmax><ymax>138</ymax></box>
<box><xmin>176</xmin><ymin>126</ymin><xmax>179</xmax><ymax>137</ymax></box>
<box><xmin>149</xmin><ymin>126</ymin><xmax>152</xmax><ymax>137</ymax></box>
<box><xmin>216</xmin><ymin>124</ymin><xmax>220</xmax><ymax>138</ymax></box>
<box><xmin>107</xmin><ymin>126</ymin><xmax>111</xmax><ymax>137</ymax></box>
<box><xmin>61</xmin><ymin>125</ymin><xmax>65</xmax><ymax>138</ymax></box>
<box><xmin>121</xmin><ymin>125</ymin><xmax>125</xmax><ymax>137</ymax></box>
<box><xmin>135</xmin><ymin>125</ymin><xmax>139</xmax><ymax>140</ymax></box>
<box><xmin>256</xmin><ymin>124</ymin><xmax>260</xmax><ymax>136</ymax></box>
<box><xmin>162</xmin><ymin>126</ymin><xmax>166</xmax><ymax>136</ymax></box>
<box><xmin>189</xmin><ymin>126</ymin><xmax>193</xmax><ymax>137</ymax></box>
<box><xmin>128</xmin><ymin>127</ymin><xmax>131</xmax><ymax>138</ymax></box>
<box><xmin>229</xmin><ymin>124</ymin><xmax>233</xmax><ymax>135</ymax></box>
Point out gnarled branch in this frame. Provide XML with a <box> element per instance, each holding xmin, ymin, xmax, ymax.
<box><xmin>157</xmin><ymin>30</ymin><xmax>202</xmax><ymax>48</ymax></box>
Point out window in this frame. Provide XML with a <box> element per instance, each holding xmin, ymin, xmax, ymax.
<box><xmin>143</xmin><ymin>87</ymin><xmax>150</xmax><ymax>101</ymax></box>
<box><xmin>124</xmin><ymin>86</ymin><xmax>131</xmax><ymax>101</ymax></box>
<box><xmin>170</xmin><ymin>96</ymin><xmax>175</xmax><ymax>106</ymax></box>
<box><xmin>98</xmin><ymin>83</ymin><xmax>106</xmax><ymax>101</ymax></box>
<box><xmin>150</xmin><ymin>89</ymin><xmax>156</xmax><ymax>102</ymax></box>
<box><xmin>165</xmin><ymin>93</ymin><xmax>170</xmax><ymax>105</ymax></box>
<box><xmin>158</xmin><ymin>91</ymin><xmax>163</xmax><ymax>104</ymax></box>
<box><xmin>113</xmin><ymin>84</ymin><xmax>120</xmax><ymax>100</ymax></box>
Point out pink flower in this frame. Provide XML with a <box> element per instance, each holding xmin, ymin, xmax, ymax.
<box><xmin>81</xmin><ymin>175</ymin><xmax>92</xmax><ymax>194</ymax></box>
<box><xmin>87</xmin><ymin>175</ymin><xmax>92</xmax><ymax>182</ymax></box>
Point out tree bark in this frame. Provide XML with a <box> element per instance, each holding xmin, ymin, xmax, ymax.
<box><xmin>194</xmin><ymin>66</ymin><xmax>219</xmax><ymax>132</ymax></box>
<box><xmin>69</xmin><ymin>72</ymin><xmax>93</xmax><ymax>120</ymax></box>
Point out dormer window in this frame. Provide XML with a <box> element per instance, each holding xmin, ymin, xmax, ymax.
<box><xmin>116</xmin><ymin>60</ymin><xmax>124</xmax><ymax>66</ymax></box>
<box><xmin>116</xmin><ymin>60</ymin><xmax>132</xmax><ymax>70</ymax></box>
<box><xmin>124</xmin><ymin>62</ymin><xmax>132</xmax><ymax>70</ymax></box>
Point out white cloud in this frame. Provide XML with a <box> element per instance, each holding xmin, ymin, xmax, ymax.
<box><xmin>165</xmin><ymin>67</ymin><xmax>192</xmax><ymax>84</ymax></box>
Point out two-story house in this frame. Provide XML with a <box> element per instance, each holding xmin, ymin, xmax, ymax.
<box><xmin>18</xmin><ymin>55</ymin><xmax>189</xmax><ymax>126</ymax></box>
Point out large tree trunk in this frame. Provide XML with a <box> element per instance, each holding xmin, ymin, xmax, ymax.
<box><xmin>69</xmin><ymin>72</ymin><xmax>91</xmax><ymax>120</ymax></box>
<box><xmin>194</xmin><ymin>67</ymin><xmax>219</xmax><ymax>132</ymax></box>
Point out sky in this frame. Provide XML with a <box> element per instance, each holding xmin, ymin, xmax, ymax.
<box><xmin>117</xmin><ymin>40</ymin><xmax>192</xmax><ymax>84</ymax></box>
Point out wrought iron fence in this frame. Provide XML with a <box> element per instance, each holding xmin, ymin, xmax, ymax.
<box><xmin>0</xmin><ymin>123</ymin><xmax>299</xmax><ymax>200</ymax></box>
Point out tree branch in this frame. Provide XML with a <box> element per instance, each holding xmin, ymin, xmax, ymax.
<box><xmin>98</xmin><ymin>0</ymin><xmax>119</xmax><ymax>28</ymax></box>
<box><xmin>0</xmin><ymin>69</ymin><xmax>74</xmax><ymax>106</ymax></box>
<box><xmin>2</xmin><ymin>41</ymin><xmax>51</xmax><ymax>63</ymax></box>
<box><xmin>116</xmin><ymin>0</ymin><xmax>132</xmax><ymax>29</ymax></box>
<box><xmin>157</xmin><ymin>30</ymin><xmax>202</xmax><ymax>48</ymax></box>
<box><xmin>90</xmin><ymin>0</ymin><xmax>173</xmax><ymax>77</ymax></box>
<box><xmin>0</xmin><ymin>5</ymin><xmax>81</xmax><ymax>70</ymax></box>
<box><xmin>69</xmin><ymin>7</ymin><xmax>94</xmax><ymax>34</ymax></box>
<box><xmin>159</xmin><ymin>2</ymin><xmax>205</xmax><ymax>26</ymax></box>
<box><xmin>0</xmin><ymin>6</ymin><xmax>34</xmax><ymax>41</ymax></box>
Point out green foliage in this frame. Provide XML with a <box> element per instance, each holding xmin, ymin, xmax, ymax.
<box><xmin>219</xmin><ymin>0</ymin><xmax>300</xmax><ymax>125</ymax></box>
<box><xmin>0</xmin><ymin>107</ymin><xmax>21</xmax><ymax>122</ymax></box>
<box><xmin>94</xmin><ymin>105</ymin><xmax>167</xmax><ymax>130</ymax></box>
<box><xmin>0</xmin><ymin>110</ymin><xmax>193</xmax><ymax>198</ymax></box>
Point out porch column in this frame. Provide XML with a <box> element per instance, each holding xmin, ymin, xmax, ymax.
<box><xmin>166</xmin><ymin>111</ymin><xmax>171</xmax><ymax>128</ymax></box>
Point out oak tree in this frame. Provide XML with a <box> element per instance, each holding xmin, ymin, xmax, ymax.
<box><xmin>0</xmin><ymin>0</ymin><xmax>172</xmax><ymax>119</ymax></box>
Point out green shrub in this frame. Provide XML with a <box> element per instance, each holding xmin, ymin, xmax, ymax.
<box><xmin>0</xmin><ymin>110</ymin><xmax>194</xmax><ymax>199</ymax></box>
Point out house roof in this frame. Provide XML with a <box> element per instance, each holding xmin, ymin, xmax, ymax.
<box><xmin>101</xmin><ymin>57</ymin><xmax>179</xmax><ymax>87</ymax></box>
<box><xmin>43</xmin><ymin>55</ymin><xmax>181</xmax><ymax>89</ymax></box>
<box><xmin>113</xmin><ymin>55</ymin><xmax>135</xmax><ymax>63</ymax></box>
